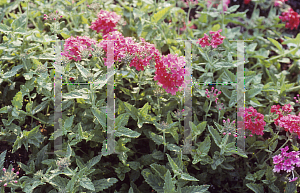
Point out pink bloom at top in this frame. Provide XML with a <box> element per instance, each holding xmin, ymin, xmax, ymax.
<box><xmin>282</xmin><ymin>104</ymin><xmax>293</xmax><ymax>113</ymax></box>
<box><xmin>278</xmin><ymin>114</ymin><xmax>300</xmax><ymax>138</ymax></box>
<box><xmin>273</xmin><ymin>154</ymin><xmax>284</xmax><ymax>164</ymax></box>
<box><xmin>182</xmin><ymin>0</ymin><xmax>199</xmax><ymax>6</ymax></box>
<box><xmin>274</xmin><ymin>0</ymin><xmax>288</xmax><ymax>7</ymax></box>
<box><xmin>273</xmin><ymin>162</ymin><xmax>284</xmax><ymax>173</ymax></box>
<box><xmin>197</xmin><ymin>33</ymin><xmax>211</xmax><ymax>48</ymax></box>
<box><xmin>90</xmin><ymin>10</ymin><xmax>121</xmax><ymax>35</ymax></box>
<box><xmin>209</xmin><ymin>29</ymin><xmax>225</xmax><ymax>48</ymax></box>
<box><xmin>61</xmin><ymin>36</ymin><xmax>97</xmax><ymax>62</ymax></box>
<box><xmin>153</xmin><ymin>54</ymin><xmax>186</xmax><ymax>95</ymax></box>
<box><xmin>244</xmin><ymin>106</ymin><xmax>266</xmax><ymax>136</ymax></box>
<box><xmin>206</xmin><ymin>0</ymin><xmax>230</xmax><ymax>12</ymax></box>
<box><xmin>279</xmin><ymin>8</ymin><xmax>300</xmax><ymax>30</ymax></box>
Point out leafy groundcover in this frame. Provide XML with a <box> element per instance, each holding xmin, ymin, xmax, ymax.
<box><xmin>1</xmin><ymin>0</ymin><xmax>300</xmax><ymax>192</ymax></box>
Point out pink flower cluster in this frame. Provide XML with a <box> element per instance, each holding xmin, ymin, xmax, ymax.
<box><xmin>206</xmin><ymin>0</ymin><xmax>230</xmax><ymax>12</ymax></box>
<box><xmin>182</xmin><ymin>0</ymin><xmax>199</xmax><ymax>6</ymax></box>
<box><xmin>244</xmin><ymin>107</ymin><xmax>266</xmax><ymax>136</ymax></box>
<box><xmin>90</xmin><ymin>10</ymin><xmax>121</xmax><ymax>35</ymax></box>
<box><xmin>273</xmin><ymin>146</ymin><xmax>300</xmax><ymax>182</ymax></box>
<box><xmin>153</xmin><ymin>54</ymin><xmax>187</xmax><ymax>95</ymax></box>
<box><xmin>98</xmin><ymin>31</ymin><xmax>160</xmax><ymax>71</ymax></box>
<box><xmin>197</xmin><ymin>29</ymin><xmax>225</xmax><ymax>48</ymax></box>
<box><xmin>0</xmin><ymin>168</ymin><xmax>19</xmax><ymax>187</ymax></box>
<box><xmin>270</xmin><ymin>104</ymin><xmax>300</xmax><ymax>137</ymax></box>
<box><xmin>205</xmin><ymin>87</ymin><xmax>222</xmax><ymax>103</ymax></box>
<box><xmin>61</xmin><ymin>36</ymin><xmax>97</xmax><ymax>61</ymax></box>
<box><xmin>279</xmin><ymin>8</ymin><xmax>300</xmax><ymax>30</ymax></box>
<box><xmin>274</xmin><ymin>0</ymin><xmax>288</xmax><ymax>7</ymax></box>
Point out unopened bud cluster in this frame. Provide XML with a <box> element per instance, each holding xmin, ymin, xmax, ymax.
<box><xmin>87</xmin><ymin>3</ymin><xmax>101</xmax><ymax>10</ymax></box>
<box><xmin>36</xmin><ymin>64</ymin><xmax>47</xmax><ymax>73</ymax></box>
<box><xmin>221</xmin><ymin>118</ymin><xmax>236</xmax><ymax>136</ymax></box>
<box><xmin>56</xmin><ymin>157</ymin><xmax>71</xmax><ymax>170</ymax></box>
<box><xmin>215</xmin><ymin>100</ymin><xmax>225</xmax><ymax>110</ymax></box>
<box><xmin>43</xmin><ymin>11</ymin><xmax>63</xmax><ymax>21</ymax></box>
<box><xmin>294</xmin><ymin>94</ymin><xmax>300</xmax><ymax>103</ymax></box>
<box><xmin>205</xmin><ymin>87</ymin><xmax>222</xmax><ymax>103</ymax></box>
<box><xmin>0</xmin><ymin>168</ymin><xmax>19</xmax><ymax>187</ymax></box>
<box><xmin>172</xmin><ymin>109</ymin><xmax>186</xmax><ymax>120</ymax></box>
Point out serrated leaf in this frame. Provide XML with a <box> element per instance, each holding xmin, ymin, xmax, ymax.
<box><xmin>80</xmin><ymin>177</ymin><xmax>95</xmax><ymax>191</ymax></box>
<box><xmin>0</xmin><ymin>150</ymin><xmax>6</xmax><ymax>170</ymax></box>
<box><xmin>149</xmin><ymin>131</ymin><xmax>164</xmax><ymax>145</ymax></box>
<box><xmin>141</xmin><ymin>169</ymin><xmax>165</xmax><ymax>193</ymax></box>
<box><xmin>12</xmin><ymin>91</ymin><xmax>23</xmax><ymax>110</ymax></box>
<box><xmin>86</xmin><ymin>154</ymin><xmax>102</xmax><ymax>169</ymax></box>
<box><xmin>93</xmin><ymin>178</ymin><xmax>118</xmax><ymax>192</ymax></box>
<box><xmin>115</xmin><ymin>126</ymin><xmax>141</xmax><ymax>138</ymax></box>
<box><xmin>208</xmin><ymin>126</ymin><xmax>221</xmax><ymax>146</ymax></box>
<box><xmin>247</xmin><ymin>87</ymin><xmax>262</xmax><ymax>99</ymax></box>
<box><xmin>181</xmin><ymin>185</ymin><xmax>210</xmax><ymax>193</ymax></box>
<box><xmin>180</xmin><ymin>173</ymin><xmax>199</xmax><ymax>181</ymax></box>
<box><xmin>62</xmin><ymin>89</ymin><xmax>90</xmax><ymax>99</ymax></box>
<box><xmin>197</xmin><ymin>135</ymin><xmax>211</xmax><ymax>155</ymax></box>
<box><xmin>75</xmin><ymin>62</ymin><xmax>91</xmax><ymax>79</ymax></box>
<box><xmin>2</xmin><ymin>65</ymin><xmax>23</xmax><ymax>79</ymax></box>
<box><xmin>32</xmin><ymin>100</ymin><xmax>48</xmax><ymax>115</ymax></box>
<box><xmin>0</xmin><ymin>23</ymin><xmax>12</xmax><ymax>33</ymax></box>
<box><xmin>123</xmin><ymin>102</ymin><xmax>138</xmax><ymax>121</ymax></box>
<box><xmin>151</xmin><ymin>7</ymin><xmax>172</xmax><ymax>24</ymax></box>
<box><xmin>166</xmin><ymin>154</ymin><xmax>181</xmax><ymax>175</ymax></box>
<box><xmin>150</xmin><ymin>163</ymin><xmax>168</xmax><ymax>180</ymax></box>
<box><xmin>164</xmin><ymin>170</ymin><xmax>176</xmax><ymax>192</ymax></box>
<box><xmin>246</xmin><ymin>183</ymin><xmax>264</xmax><ymax>193</ymax></box>
<box><xmin>115</xmin><ymin>113</ymin><xmax>129</xmax><ymax>129</ymax></box>
<box><xmin>91</xmin><ymin>107</ymin><xmax>106</xmax><ymax>129</ymax></box>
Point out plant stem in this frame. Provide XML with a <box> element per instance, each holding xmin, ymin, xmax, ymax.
<box><xmin>267</xmin><ymin>46</ymin><xmax>300</xmax><ymax>62</ymax></box>
<box><xmin>205</xmin><ymin>100</ymin><xmax>212</xmax><ymax>121</ymax></box>
<box><xmin>265</xmin><ymin>136</ymin><xmax>291</xmax><ymax>163</ymax></box>
<box><xmin>163</xmin><ymin>131</ymin><xmax>166</xmax><ymax>153</ymax></box>
<box><xmin>186</xmin><ymin>2</ymin><xmax>192</xmax><ymax>34</ymax></box>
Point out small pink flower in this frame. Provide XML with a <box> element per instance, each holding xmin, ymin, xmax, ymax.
<box><xmin>3</xmin><ymin>183</ymin><xmax>7</xmax><ymax>187</ymax></box>
<box><xmin>14</xmin><ymin>181</ymin><xmax>17</xmax><ymax>183</ymax></box>
<box><xmin>2</xmin><ymin>168</ymin><xmax>5</xmax><ymax>172</ymax></box>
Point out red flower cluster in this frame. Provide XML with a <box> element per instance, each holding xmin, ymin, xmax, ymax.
<box><xmin>271</xmin><ymin>104</ymin><xmax>300</xmax><ymax>137</ymax></box>
<box><xmin>90</xmin><ymin>10</ymin><xmax>121</xmax><ymax>35</ymax></box>
<box><xmin>61</xmin><ymin>36</ymin><xmax>97</xmax><ymax>61</ymax></box>
<box><xmin>244</xmin><ymin>107</ymin><xmax>266</xmax><ymax>136</ymax></box>
<box><xmin>244</xmin><ymin>0</ymin><xmax>251</xmax><ymax>4</ymax></box>
<box><xmin>279</xmin><ymin>8</ymin><xmax>300</xmax><ymax>30</ymax></box>
<box><xmin>196</xmin><ymin>29</ymin><xmax>225</xmax><ymax>48</ymax></box>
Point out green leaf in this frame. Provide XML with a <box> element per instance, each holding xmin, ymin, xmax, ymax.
<box><xmin>75</xmin><ymin>62</ymin><xmax>91</xmax><ymax>79</ymax></box>
<box><xmin>197</xmin><ymin>135</ymin><xmax>211</xmax><ymax>155</ymax></box>
<box><xmin>151</xmin><ymin>6</ymin><xmax>172</xmax><ymax>24</ymax></box>
<box><xmin>208</xmin><ymin>126</ymin><xmax>221</xmax><ymax>146</ymax></box>
<box><xmin>80</xmin><ymin>177</ymin><xmax>95</xmax><ymax>191</ymax></box>
<box><xmin>203</xmin><ymin>100</ymin><xmax>209</xmax><ymax>113</ymax></box>
<box><xmin>181</xmin><ymin>185</ymin><xmax>210</xmax><ymax>193</ymax></box>
<box><xmin>227</xmin><ymin>5</ymin><xmax>239</xmax><ymax>13</ymax></box>
<box><xmin>164</xmin><ymin>170</ymin><xmax>176</xmax><ymax>193</ymax></box>
<box><xmin>2</xmin><ymin>65</ymin><xmax>23</xmax><ymax>79</ymax></box>
<box><xmin>62</xmin><ymin>89</ymin><xmax>90</xmax><ymax>99</ymax></box>
<box><xmin>93</xmin><ymin>178</ymin><xmax>118</xmax><ymax>192</ymax></box>
<box><xmin>180</xmin><ymin>173</ymin><xmax>199</xmax><ymax>181</ymax></box>
<box><xmin>268</xmin><ymin>183</ymin><xmax>280</xmax><ymax>193</ymax></box>
<box><xmin>166</xmin><ymin>154</ymin><xmax>181</xmax><ymax>175</ymax></box>
<box><xmin>149</xmin><ymin>131</ymin><xmax>164</xmax><ymax>145</ymax></box>
<box><xmin>224</xmin><ymin>69</ymin><xmax>236</xmax><ymax>83</ymax></box>
<box><xmin>0</xmin><ymin>23</ymin><xmax>11</xmax><ymax>33</ymax></box>
<box><xmin>150</xmin><ymin>163</ymin><xmax>168</xmax><ymax>180</ymax></box>
<box><xmin>11</xmin><ymin>13</ymin><xmax>27</xmax><ymax>31</ymax></box>
<box><xmin>211</xmin><ymin>24</ymin><xmax>220</xmax><ymax>31</ymax></box>
<box><xmin>246</xmin><ymin>183</ymin><xmax>264</xmax><ymax>193</ymax></box>
<box><xmin>267</xmin><ymin>37</ymin><xmax>283</xmax><ymax>52</ymax></box>
<box><xmin>61</xmin><ymin>32</ymin><xmax>70</xmax><ymax>39</ymax></box>
<box><xmin>115</xmin><ymin>126</ymin><xmax>141</xmax><ymax>138</ymax></box>
<box><xmin>12</xmin><ymin>91</ymin><xmax>23</xmax><ymax>110</ymax></box>
<box><xmin>141</xmin><ymin>169</ymin><xmax>165</xmax><ymax>193</ymax></box>
<box><xmin>211</xmin><ymin>151</ymin><xmax>225</xmax><ymax>170</ymax></box>
<box><xmin>247</xmin><ymin>87</ymin><xmax>262</xmax><ymax>99</ymax></box>
<box><xmin>123</xmin><ymin>102</ymin><xmax>138</xmax><ymax>121</ymax></box>
<box><xmin>136</xmin><ymin>18</ymin><xmax>143</xmax><ymax>37</ymax></box>
<box><xmin>86</xmin><ymin>154</ymin><xmax>102</xmax><ymax>170</ymax></box>
<box><xmin>76</xmin><ymin>0</ymin><xmax>86</xmax><ymax>6</ymax></box>
<box><xmin>91</xmin><ymin>107</ymin><xmax>106</xmax><ymax>129</ymax></box>
<box><xmin>0</xmin><ymin>150</ymin><xmax>6</xmax><ymax>170</ymax></box>
<box><xmin>286</xmin><ymin>181</ymin><xmax>297</xmax><ymax>193</ymax></box>
<box><xmin>32</xmin><ymin>100</ymin><xmax>48</xmax><ymax>115</ymax></box>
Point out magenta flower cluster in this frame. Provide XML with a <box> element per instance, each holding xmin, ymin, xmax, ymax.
<box><xmin>279</xmin><ymin>8</ymin><xmax>300</xmax><ymax>30</ymax></box>
<box><xmin>90</xmin><ymin>10</ymin><xmax>121</xmax><ymax>35</ymax></box>
<box><xmin>61</xmin><ymin>36</ymin><xmax>97</xmax><ymax>61</ymax></box>
<box><xmin>243</xmin><ymin>107</ymin><xmax>266</xmax><ymax>136</ymax></box>
<box><xmin>0</xmin><ymin>168</ymin><xmax>19</xmax><ymax>187</ymax></box>
<box><xmin>197</xmin><ymin>29</ymin><xmax>225</xmax><ymax>48</ymax></box>
<box><xmin>273</xmin><ymin>146</ymin><xmax>300</xmax><ymax>182</ymax></box>
<box><xmin>205</xmin><ymin>87</ymin><xmax>222</xmax><ymax>103</ymax></box>
<box><xmin>271</xmin><ymin>104</ymin><xmax>300</xmax><ymax>138</ymax></box>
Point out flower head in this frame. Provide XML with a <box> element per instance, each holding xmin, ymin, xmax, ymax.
<box><xmin>197</xmin><ymin>29</ymin><xmax>225</xmax><ymax>49</ymax></box>
<box><xmin>0</xmin><ymin>167</ymin><xmax>19</xmax><ymax>187</ymax></box>
<box><xmin>279</xmin><ymin>8</ymin><xmax>300</xmax><ymax>30</ymax></box>
<box><xmin>90</xmin><ymin>10</ymin><xmax>121</xmax><ymax>35</ymax></box>
<box><xmin>243</xmin><ymin>107</ymin><xmax>266</xmax><ymax>136</ymax></box>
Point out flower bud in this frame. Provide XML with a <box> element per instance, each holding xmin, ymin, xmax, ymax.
<box><xmin>228</xmin><ymin>132</ymin><xmax>231</xmax><ymax>135</ymax></box>
<box><xmin>56</xmin><ymin>11</ymin><xmax>58</xmax><ymax>14</ymax></box>
<box><xmin>3</xmin><ymin>168</ymin><xmax>5</xmax><ymax>172</ymax></box>
<box><xmin>12</xmin><ymin>168</ymin><xmax>14</xmax><ymax>172</ymax></box>
<box><xmin>244</xmin><ymin>136</ymin><xmax>246</xmax><ymax>138</ymax></box>
<box><xmin>211</xmin><ymin>87</ymin><xmax>214</xmax><ymax>90</ymax></box>
<box><xmin>214</xmin><ymin>93</ymin><xmax>217</xmax><ymax>97</ymax></box>
<box><xmin>218</xmin><ymin>91</ymin><xmax>221</xmax><ymax>95</ymax></box>
<box><xmin>4</xmin><ymin>183</ymin><xmax>7</xmax><ymax>187</ymax></box>
<box><xmin>207</xmin><ymin>95</ymin><xmax>210</xmax><ymax>98</ymax></box>
<box><xmin>16</xmin><ymin>171</ymin><xmax>19</xmax><ymax>175</ymax></box>
<box><xmin>60</xmin><ymin>15</ymin><xmax>63</xmax><ymax>18</ymax></box>
<box><xmin>14</xmin><ymin>181</ymin><xmax>17</xmax><ymax>183</ymax></box>
<box><xmin>249</xmin><ymin>134</ymin><xmax>253</xmax><ymax>137</ymax></box>
<box><xmin>0</xmin><ymin>180</ymin><xmax>2</xmax><ymax>182</ymax></box>
<box><xmin>53</xmin><ymin>18</ymin><xmax>56</xmax><ymax>20</ymax></box>
<box><xmin>223</xmin><ymin>132</ymin><xmax>226</xmax><ymax>135</ymax></box>
<box><xmin>44</xmin><ymin>14</ymin><xmax>47</xmax><ymax>16</ymax></box>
